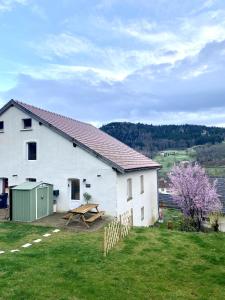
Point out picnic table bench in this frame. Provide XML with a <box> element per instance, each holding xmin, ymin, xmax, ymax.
<box><xmin>65</xmin><ymin>204</ymin><xmax>104</xmax><ymax>228</ymax></box>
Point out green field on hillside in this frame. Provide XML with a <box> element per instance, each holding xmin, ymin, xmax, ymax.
<box><xmin>0</xmin><ymin>217</ymin><xmax>225</xmax><ymax>300</ymax></box>
<box><xmin>154</xmin><ymin>149</ymin><xmax>195</xmax><ymax>177</ymax></box>
<box><xmin>154</xmin><ymin>148</ymin><xmax>225</xmax><ymax>178</ymax></box>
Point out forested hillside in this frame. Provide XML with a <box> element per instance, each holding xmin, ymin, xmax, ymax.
<box><xmin>101</xmin><ymin>123</ymin><xmax>225</xmax><ymax>157</ymax></box>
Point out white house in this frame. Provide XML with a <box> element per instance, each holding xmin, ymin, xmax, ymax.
<box><xmin>0</xmin><ymin>100</ymin><xmax>160</xmax><ymax>226</ymax></box>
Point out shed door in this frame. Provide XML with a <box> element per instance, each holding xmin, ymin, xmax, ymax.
<box><xmin>37</xmin><ymin>187</ymin><xmax>48</xmax><ymax>219</ymax></box>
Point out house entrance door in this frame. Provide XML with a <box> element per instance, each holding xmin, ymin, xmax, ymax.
<box><xmin>68</xmin><ymin>179</ymin><xmax>81</xmax><ymax>209</ymax></box>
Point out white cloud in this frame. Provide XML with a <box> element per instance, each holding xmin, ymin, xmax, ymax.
<box><xmin>31</xmin><ymin>32</ymin><xmax>180</xmax><ymax>81</ymax></box>
<box><xmin>33</xmin><ymin>33</ymin><xmax>94</xmax><ymax>59</ymax></box>
<box><xmin>107</xmin><ymin>9</ymin><xmax>225</xmax><ymax>65</ymax></box>
<box><xmin>0</xmin><ymin>0</ymin><xmax>28</xmax><ymax>11</ymax></box>
<box><xmin>20</xmin><ymin>63</ymin><xmax>128</xmax><ymax>82</ymax></box>
<box><xmin>182</xmin><ymin>64</ymin><xmax>210</xmax><ymax>79</ymax></box>
<box><xmin>113</xmin><ymin>19</ymin><xmax>176</xmax><ymax>44</ymax></box>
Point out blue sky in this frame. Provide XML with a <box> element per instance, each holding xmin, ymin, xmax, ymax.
<box><xmin>1</xmin><ymin>0</ymin><xmax>225</xmax><ymax>126</ymax></box>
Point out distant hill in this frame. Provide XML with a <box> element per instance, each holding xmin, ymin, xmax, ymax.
<box><xmin>100</xmin><ymin>123</ymin><xmax>225</xmax><ymax>157</ymax></box>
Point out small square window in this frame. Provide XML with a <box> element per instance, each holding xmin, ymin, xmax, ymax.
<box><xmin>26</xmin><ymin>178</ymin><xmax>37</xmax><ymax>182</ymax></box>
<box><xmin>23</xmin><ymin>118</ymin><xmax>32</xmax><ymax>129</ymax></box>
<box><xmin>0</xmin><ymin>121</ymin><xmax>4</xmax><ymax>131</ymax></box>
<box><xmin>127</xmin><ymin>178</ymin><xmax>132</xmax><ymax>201</ymax></box>
<box><xmin>27</xmin><ymin>142</ymin><xmax>37</xmax><ymax>160</ymax></box>
<box><xmin>141</xmin><ymin>207</ymin><xmax>144</xmax><ymax>221</ymax></box>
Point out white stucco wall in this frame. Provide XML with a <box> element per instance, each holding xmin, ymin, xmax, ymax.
<box><xmin>218</xmin><ymin>216</ymin><xmax>225</xmax><ymax>232</ymax></box>
<box><xmin>0</xmin><ymin>106</ymin><xmax>117</xmax><ymax>215</ymax></box>
<box><xmin>116</xmin><ymin>170</ymin><xmax>159</xmax><ymax>226</ymax></box>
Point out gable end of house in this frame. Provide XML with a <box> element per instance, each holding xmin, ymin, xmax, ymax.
<box><xmin>0</xmin><ymin>99</ymin><xmax>160</xmax><ymax>174</ymax></box>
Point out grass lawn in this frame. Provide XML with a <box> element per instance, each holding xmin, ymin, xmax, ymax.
<box><xmin>0</xmin><ymin>219</ymin><xmax>225</xmax><ymax>300</ymax></box>
<box><xmin>154</xmin><ymin>148</ymin><xmax>225</xmax><ymax>178</ymax></box>
<box><xmin>204</xmin><ymin>166</ymin><xmax>225</xmax><ymax>177</ymax></box>
<box><xmin>154</xmin><ymin>149</ymin><xmax>195</xmax><ymax>177</ymax></box>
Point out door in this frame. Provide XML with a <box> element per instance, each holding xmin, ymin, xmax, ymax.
<box><xmin>69</xmin><ymin>179</ymin><xmax>81</xmax><ymax>209</ymax></box>
<box><xmin>37</xmin><ymin>187</ymin><xmax>48</xmax><ymax>219</ymax></box>
<box><xmin>0</xmin><ymin>178</ymin><xmax>8</xmax><ymax>194</ymax></box>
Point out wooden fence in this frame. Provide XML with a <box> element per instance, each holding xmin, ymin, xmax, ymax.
<box><xmin>104</xmin><ymin>209</ymin><xmax>133</xmax><ymax>256</ymax></box>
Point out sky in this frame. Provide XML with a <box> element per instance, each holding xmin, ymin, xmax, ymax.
<box><xmin>0</xmin><ymin>0</ymin><xmax>225</xmax><ymax>127</ymax></box>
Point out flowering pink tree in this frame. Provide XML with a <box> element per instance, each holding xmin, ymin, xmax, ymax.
<box><xmin>169</xmin><ymin>163</ymin><xmax>222</xmax><ymax>231</ymax></box>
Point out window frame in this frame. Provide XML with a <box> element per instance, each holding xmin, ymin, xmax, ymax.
<box><xmin>26</xmin><ymin>178</ymin><xmax>37</xmax><ymax>182</ymax></box>
<box><xmin>71</xmin><ymin>179</ymin><xmax>80</xmax><ymax>201</ymax></box>
<box><xmin>0</xmin><ymin>121</ymin><xmax>4</xmax><ymax>131</ymax></box>
<box><xmin>23</xmin><ymin>118</ymin><xmax>32</xmax><ymax>129</ymax></box>
<box><xmin>140</xmin><ymin>175</ymin><xmax>144</xmax><ymax>194</ymax></box>
<box><xmin>127</xmin><ymin>178</ymin><xmax>132</xmax><ymax>201</ymax></box>
<box><xmin>27</xmin><ymin>142</ymin><xmax>37</xmax><ymax>161</ymax></box>
<box><xmin>141</xmin><ymin>206</ymin><xmax>144</xmax><ymax>221</ymax></box>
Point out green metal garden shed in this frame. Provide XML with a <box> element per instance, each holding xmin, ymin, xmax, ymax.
<box><xmin>12</xmin><ymin>182</ymin><xmax>53</xmax><ymax>222</ymax></box>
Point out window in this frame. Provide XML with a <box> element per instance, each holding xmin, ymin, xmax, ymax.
<box><xmin>23</xmin><ymin>118</ymin><xmax>32</xmax><ymax>129</ymax></box>
<box><xmin>140</xmin><ymin>175</ymin><xmax>144</xmax><ymax>194</ymax></box>
<box><xmin>0</xmin><ymin>121</ymin><xmax>4</xmax><ymax>131</ymax></box>
<box><xmin>127</xmin><ymin>178</ymin><xmax>132</xmax><ymax>201</ymax></box>
<box><xmin>71</xmin><ymin>179</ymin><xmax>80</xmax><ymax>200</ymax></box>
<box><xmin>26</xmin><ymin>178</ymin><xmax>37</xmax><ymax>182</ymax></box>
<box><xmin>141</xmin><ymin>207</ymin><xmax>144</xmax><ymax>221</ymax></box>
<box><xmin>27</xmin><ymin>142</ymin><xmax>37</xmax><ymax>160</ymax></box>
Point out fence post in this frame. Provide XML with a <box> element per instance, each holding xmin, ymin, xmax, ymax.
<box><xmin>130</xmin><ymin>208</ymin><xmax>133</xmax><ymax>227</ymax></box>
<box><xmin>119</xmin><ymin>214</ymin><xmax>122</xmax><ymax>239</ymax></box>
<box><xmin>104</xmin><ymin>227</ymin><xmax>107</xmax><ymax>257</ymax></box>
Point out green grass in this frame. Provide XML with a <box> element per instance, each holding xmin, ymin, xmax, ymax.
<box><xmin>0</xmin><ymin>222</ymin><xmax>50</xmax><ymax>250</ymax></box>
<box><xmin>0</xmin><ymin>220</ymin><xmax>225</xmax><ymax>300</ymax></box>
<box><xmin>154</xmin><ymin>149</ymin><xmax>195</xmax><ymax>177</ymax></box>
<box><xmin>204</xmin><ymin>166</ymin><xmax>225</xmax><ymax>177</ymax></box>
<box><xmin>154</xmin><ymin>148</ymin><xmax>225</xmax><ymax>178</ymax></box>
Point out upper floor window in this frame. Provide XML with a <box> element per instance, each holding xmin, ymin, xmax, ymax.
<box><xmin>140</xmin><ymin>175</ymin><xmax>144</xmax><ymax>194</ymax></box>
<box><xmin>0</xmin><ymin>121</ymin><xmax>4</xmax><ymax>132</ymax></box>
<box><xmin>23</xmin><ymin>118</ymin><xmax>32</xmax><ymax>129</ymax></box>
<box><xmin>127</xmin><ymin>178</ymin><xmax>132</xmax><ymax>201</ymax></box>
<box><xmin>26</xmin><ymin>178</ymin><xmax>37</xmax><ymax>182</ymax></box>
<box><xmin>27</xmin><ymin>142</ymin><xmax>37</xmax><ymax>160</ymax></box>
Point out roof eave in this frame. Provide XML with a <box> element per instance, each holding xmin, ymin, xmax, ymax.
<box><xmin>124</xmin><ymin>165</ymin><xmax>161</xmax><ymax>173</ymax></box>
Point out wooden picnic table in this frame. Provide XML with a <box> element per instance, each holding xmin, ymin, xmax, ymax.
<box><xmin>65</xmin><ymin>203</ymin><xmax>104</xmax><ymax>228</ymax></box>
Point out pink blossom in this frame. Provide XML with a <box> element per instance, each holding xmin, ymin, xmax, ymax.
<box><xmin>169</xmin><ymin>163</ymin><xmax>222</xmax><ymax>229</ymax></box>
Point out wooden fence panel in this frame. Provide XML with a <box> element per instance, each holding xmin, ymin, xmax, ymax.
<box><xmin>104</xmin><ymin>209</ymin><xmax>133</xmax><ymax>256</ymax></box>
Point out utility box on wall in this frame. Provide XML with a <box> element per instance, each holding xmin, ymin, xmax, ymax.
<box><xmin>12</xmin><ymin>182</ymin><xmax>53</xmax><ymax>222</ymax></box>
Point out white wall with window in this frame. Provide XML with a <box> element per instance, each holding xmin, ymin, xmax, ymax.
<box><xmin>141</xmin><ymin>206</ymin><xmax>144</xmax><ymax>221</ymax></box>
<box><xmin>140</xmin><ymin>175</ymin><xmax>144</xmax><ymax>194</ymax></box>
<box><xmin>0</xmin><ymin>104</ymin><xmax>159</xmax><ymax>225</ymax></box>
<box><xmin>27</xmin><ymin>142</ymin><xmax>37</xmax><ymax>160</ymax></box>
<box><xmin>0</xmin><ymin>121</ymin><xmax>4</xmax><ymax>132</ymax></box>
<box><xmin>127</xmin><ymin>178</ymin><xmax>132</xmax><ymax>201</ymax></box>
<box><xmin>0</xmin><ymin>106</ymin><xmax>118</xmax><ymax>214</ymax></box>
<box><xmin>117</xmin><ymin>170</ymin><xmax>158</xmax><ymax>226</ymax></box>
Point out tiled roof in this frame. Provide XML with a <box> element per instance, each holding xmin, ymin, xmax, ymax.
<box><xmin>2</xmin><ymin>100</ymin><xmax>160</xmax><ymax>173</ymax></box>
<box><xmin>159</xmin><ymin>193</ymin><xmax>179</xmax><ymax>209</ymax></box>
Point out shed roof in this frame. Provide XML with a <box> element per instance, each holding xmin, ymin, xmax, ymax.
<box><xmin>0</xmin><ymin>100</ymin><xmax>161</xmax><ymax>173</ymax></box>
<box><xmin>12</xmin><ymin>182</ymin><xmax>46</xmax><ymax>190</ymax></box>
